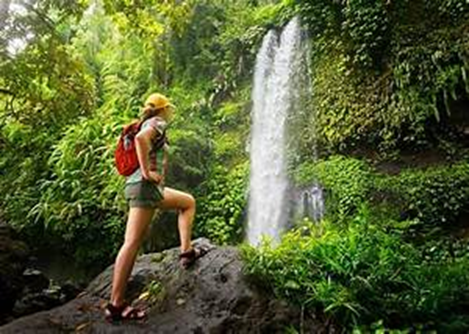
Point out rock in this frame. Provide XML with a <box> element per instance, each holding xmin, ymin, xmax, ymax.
<box><xmin>0</xmin><ymin>221</ymin><xmax>84</xmax><ymax>324</ymax></box>
<box><xmin>12</xmin><ymin>278</ymin><xmax>83</xmax><ymax>319</ymax></box>
<box><xmin>144</xmin><ymin>211</ymin><xmax>180</xmax><ymax>252</ymax></box>
<box><xmin>60</xmin><ymin>281</ymin><xmax>82</xmax><ymax>301</ymax></box>
<box><xmin>12</xmin><ymin>288</ymin><xmax>63</xmax><ymax>317</ymax></box>
<box><xmin>0</xmin><ymin>221</ymin><xmax>29</xmax><ymax>324</ymax></box>
<box><xmin>22</xmin><ymin>269</ymin><xmax>49</xmax><ymax>294</ymax></box>
<box><xmin>0</xmin><ymin>238</ymin><xmax>335</xmax><ymax>333</ymax></box>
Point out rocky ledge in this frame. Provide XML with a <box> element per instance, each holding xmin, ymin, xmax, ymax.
<box><xmin>0</xmin><ymin>239</ymin><xmax>332</xmax><ymax>334</ymax></box>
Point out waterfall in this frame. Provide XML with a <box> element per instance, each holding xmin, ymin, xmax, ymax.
<box><xmin>296</xmin><ymin>184</ymin><xmax>325</xmax><ymax>223</ymax></box>
<box><xmin>247</xmin><ymin>17</ymin><xmax>304</xmax><ymax>245</ymax></box>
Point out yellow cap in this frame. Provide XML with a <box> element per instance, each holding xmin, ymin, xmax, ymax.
<box><xmin>144</xmin><ymin>93</ymin><xmax>175</xmax><ymax>110</ymax></box>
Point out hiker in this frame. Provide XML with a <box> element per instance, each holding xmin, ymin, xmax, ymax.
<box><xmin>105</xmin><ymin>93</ymin><xmax>206</xmax><ymax>321</ymax></box>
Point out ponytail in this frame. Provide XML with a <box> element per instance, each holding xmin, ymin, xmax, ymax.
<box><xmin>141</xmin><ymin>104</ymin><xmax>162</xmax><ymax>122</ymax></box>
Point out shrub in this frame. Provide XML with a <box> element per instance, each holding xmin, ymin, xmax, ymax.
<box><xmin>197</xmin><ymin>162</ymin><xmax>249</xmax><ymax>245</ymax></box>
<box><xmin>293</xmin><ymin>156</ymin><xmax>373</xmax><ymax>221</ymax></box>
<box><xmin>25</xmin><ymin>115</ymin><xmax>126</xmax><ymax>267</ymax></box>
<box><xmin>294</xmin><ymin>156</ymin><xmax>469</xmax><ymax>228</ymax></box>
<box><xmin>242</xmin><ymin>208</ymin><xmax>469</xmax><ymax>331</ymax></box>
<box><xmin>381</xmin><ymin>162</ymin><xmax>469</xmax><ymax>226</ymax></box>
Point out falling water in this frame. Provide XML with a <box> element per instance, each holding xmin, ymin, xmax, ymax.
<box><xmin>247</xmin><ymin>17</ymin><xmax>304</xmax><ymax>245</ymax></box>
<box><xmin>295</xmin><ymin>184</ymin><xmax>325</xmax><ymax>222</ymax></box>
<box><xmin>290</xmin><ymin>36</ymin><xmax>325</xmax><ymax>225</ymax></box>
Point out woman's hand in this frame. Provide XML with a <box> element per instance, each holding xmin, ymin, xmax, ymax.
<box><xmin>147</xmin><ymin>171</ymin><xmax>163</xmax><ymax>184</ymax></box>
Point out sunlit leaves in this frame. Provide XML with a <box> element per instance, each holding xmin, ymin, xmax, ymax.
<box><xmin>0</xmin><ymin>0</ymin><xmax>284</xmax><ymax>266</ymax></box>
<box><xmin>243</xmin><ymin>211</ymin><xmax>469</xmax><ymax>331</ymax></box>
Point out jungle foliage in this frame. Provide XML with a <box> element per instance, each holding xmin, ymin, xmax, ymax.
<box><xmin>0</xmin><ymin>0</ymin><xmax>281</xmax><ymax>267</ymax></box>
<box><xmin>295</xmin><ymin>0</ymin><xmax>469</xmax><ymax>156</ymax></box>
<box><xmin>243</xmin><ymin>208</ymin><xmax>469</xmax><ymax>332</ymax></box>
<box><xmin>243</xmin><ymin>1</ymin><xmax>469</xmax><ymax>331</ymax></box>
<box><xmin>2</xmin><ymin>0</ymin><xmax>469</xmax><ymax>332</ymax></box>
<box><xmin>293</xmin><ymin>155</ymin><xmax>469</xmax><ymax>230</ymax></box>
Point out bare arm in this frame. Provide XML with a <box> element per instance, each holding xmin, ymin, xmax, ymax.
<box><xmin>135</xmin><ymin>128</ymin><xmax>162</xmax><ymax>183</ymax></box>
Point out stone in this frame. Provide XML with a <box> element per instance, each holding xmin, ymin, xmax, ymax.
<box><xmin>12</xmin><ymin>290</ymin><xmax>63</xmax><ymax>318</ymax></box>
<box><xmin>0</xmin><ymin>238</ymin><xmax>335</xmax><ymax>333</ymax></box>
<box><xmin>0</xmin><ymin>221</ymin><xmax>29</xmax><ymax>324</ymax></box>
<box><xmin>22</xmin><ymin>269</ymin><xmax>49</xmax><ymax>294</ymax></box>
<box><xmin>60</xmin><ymin>281</ymin><xmax>82</xmax><ymax>301</ymax></box>
<box><xmin>12</xmin><ymin>279</ymin><xmax>83</xmax><ymax>319</ymax></box>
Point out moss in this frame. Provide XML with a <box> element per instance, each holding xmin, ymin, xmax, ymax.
<box><xmin>294</xmin><ymin>0</ymin><xmax>469</xmax><ymax>156</ymax></box>
<box><xmin>151</xmin><ymin>253</ymin><xmax>166</xmax><ymax>263</ymax></box>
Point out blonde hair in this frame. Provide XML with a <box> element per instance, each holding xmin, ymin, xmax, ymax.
<box><xmin>141</xmin><ymin>104</ymin><xmax>165</xmax><ymax>122</ymax></box>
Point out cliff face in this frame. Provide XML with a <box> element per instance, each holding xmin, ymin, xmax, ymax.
<box><xmin>0</xmin><ymin>239</ymin><xmax>332</xmax><ymax>334</ymax></box>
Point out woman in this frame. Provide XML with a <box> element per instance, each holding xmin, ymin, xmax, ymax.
<box><xmin>105</xmin><ymin>93</ymin><xmax>206</xmax><ymax>321</ymax></box>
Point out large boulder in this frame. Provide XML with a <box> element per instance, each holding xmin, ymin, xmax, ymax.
<box><xmin>0</xmin><ymin>221</ymin><xmax>29</xmax><ymax>324</ymax></box>
<box><xmin>0</xmin><ymin>239</ymin><xmax>334</xmax><ymax>333</ymax></box>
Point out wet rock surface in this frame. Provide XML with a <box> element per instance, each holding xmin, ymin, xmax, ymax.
<box><xmin>0</xmin><ymin>238</ymin><xmax>333</xmax><ymax>333</ymax></box>
<box><xmin>12</xmin><ymin>279</ymin><xmax>82</xmax><ymax>318</ymax></box>
<box><xmin>0</xmin><ymin>222</ymin><xmax>82</xmax><ymax>324</ymax></box>
<box><xmin>0</xmin><ymin>221</ymin><xmax>29</xmax><ymax>324</ymax></box>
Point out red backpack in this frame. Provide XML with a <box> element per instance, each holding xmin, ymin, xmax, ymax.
<box><xmin>114</xmin><ymin>121</ymin><xmax>142</xmax><ymax>176</ymax></box>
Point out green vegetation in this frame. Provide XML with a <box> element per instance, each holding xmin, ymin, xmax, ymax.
<box><xmin>243</xmin><ymin>209</ymin><xmax>469</xmax><ymax>332</ymax></box>
<box><xmin>243</xmin><ymin>2</ymin><xmax>469</xmax><ymax>330</ymax></box>
<box><xmin>295</xmin><ymin>0</ymin><xmax>469</xmax><ymax>155</ymax></box>
<box><xmin>139</xmin><ymin>280</ymin><xmax>165</xmax><ymax>307</ymax></box>
<box><xmin>2</xmin><ymin>0</ymin><xmax>469</xmax><ymax>331</ymax></box>
<box><xmin>293</xmin><ymin>155</ymin><xmax>469</xmax><ymax>230</ymax></box>
<box><xmin>294</xmin><ymin>156</ymin><xmax>373</xmax><ymax>221</ymax></box>
<box><xmin>1</xmin><ymin>0</ymin><xmax>272</xmax><ymax>267</ymax></box>
<box><xmin>261</xmin><ymin>155</ymin><xmax>469</xmax><ymax>330</ymax></box>
<box><xmin>383</xmin><ymin>162</ymin><xmax>469</xmax><ymax>227</ymax></box>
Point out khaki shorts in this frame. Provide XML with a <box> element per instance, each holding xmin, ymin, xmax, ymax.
<box><xmin>125</xmin><ymin>180</ymin><xmax>164</xmax><ymax>208</ymax></box>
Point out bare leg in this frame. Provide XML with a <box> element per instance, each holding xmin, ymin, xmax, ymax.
<box><xmin>110</xmin><ymin>207</ymin><xmax>154</xmax><ymax>307</ymax></box>
<box><xmin>157</xmin><ymin>187</ymin><xmax>196</xmax><ymax>252</ymax></box>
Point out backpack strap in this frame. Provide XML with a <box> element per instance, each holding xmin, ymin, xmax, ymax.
<box><xmin>153</xmin><ymin>129</ymin><xmax>167</xmax><ymax>150</ymax></box>
<box><xmin>123</xmin><ymin>121</ymin><xmax>142</xmax><ymax>137</ymax></box>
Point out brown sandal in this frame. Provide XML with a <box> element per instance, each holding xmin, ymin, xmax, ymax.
<box><xmin>104</xmin><ymin>302</ymin><xmax>146</xmax><ymax>322</ymax></box>
<box><xmin>179</xmin><ymin>246</ymin><xmax>208</xmax><ymax>269</ymax></box>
